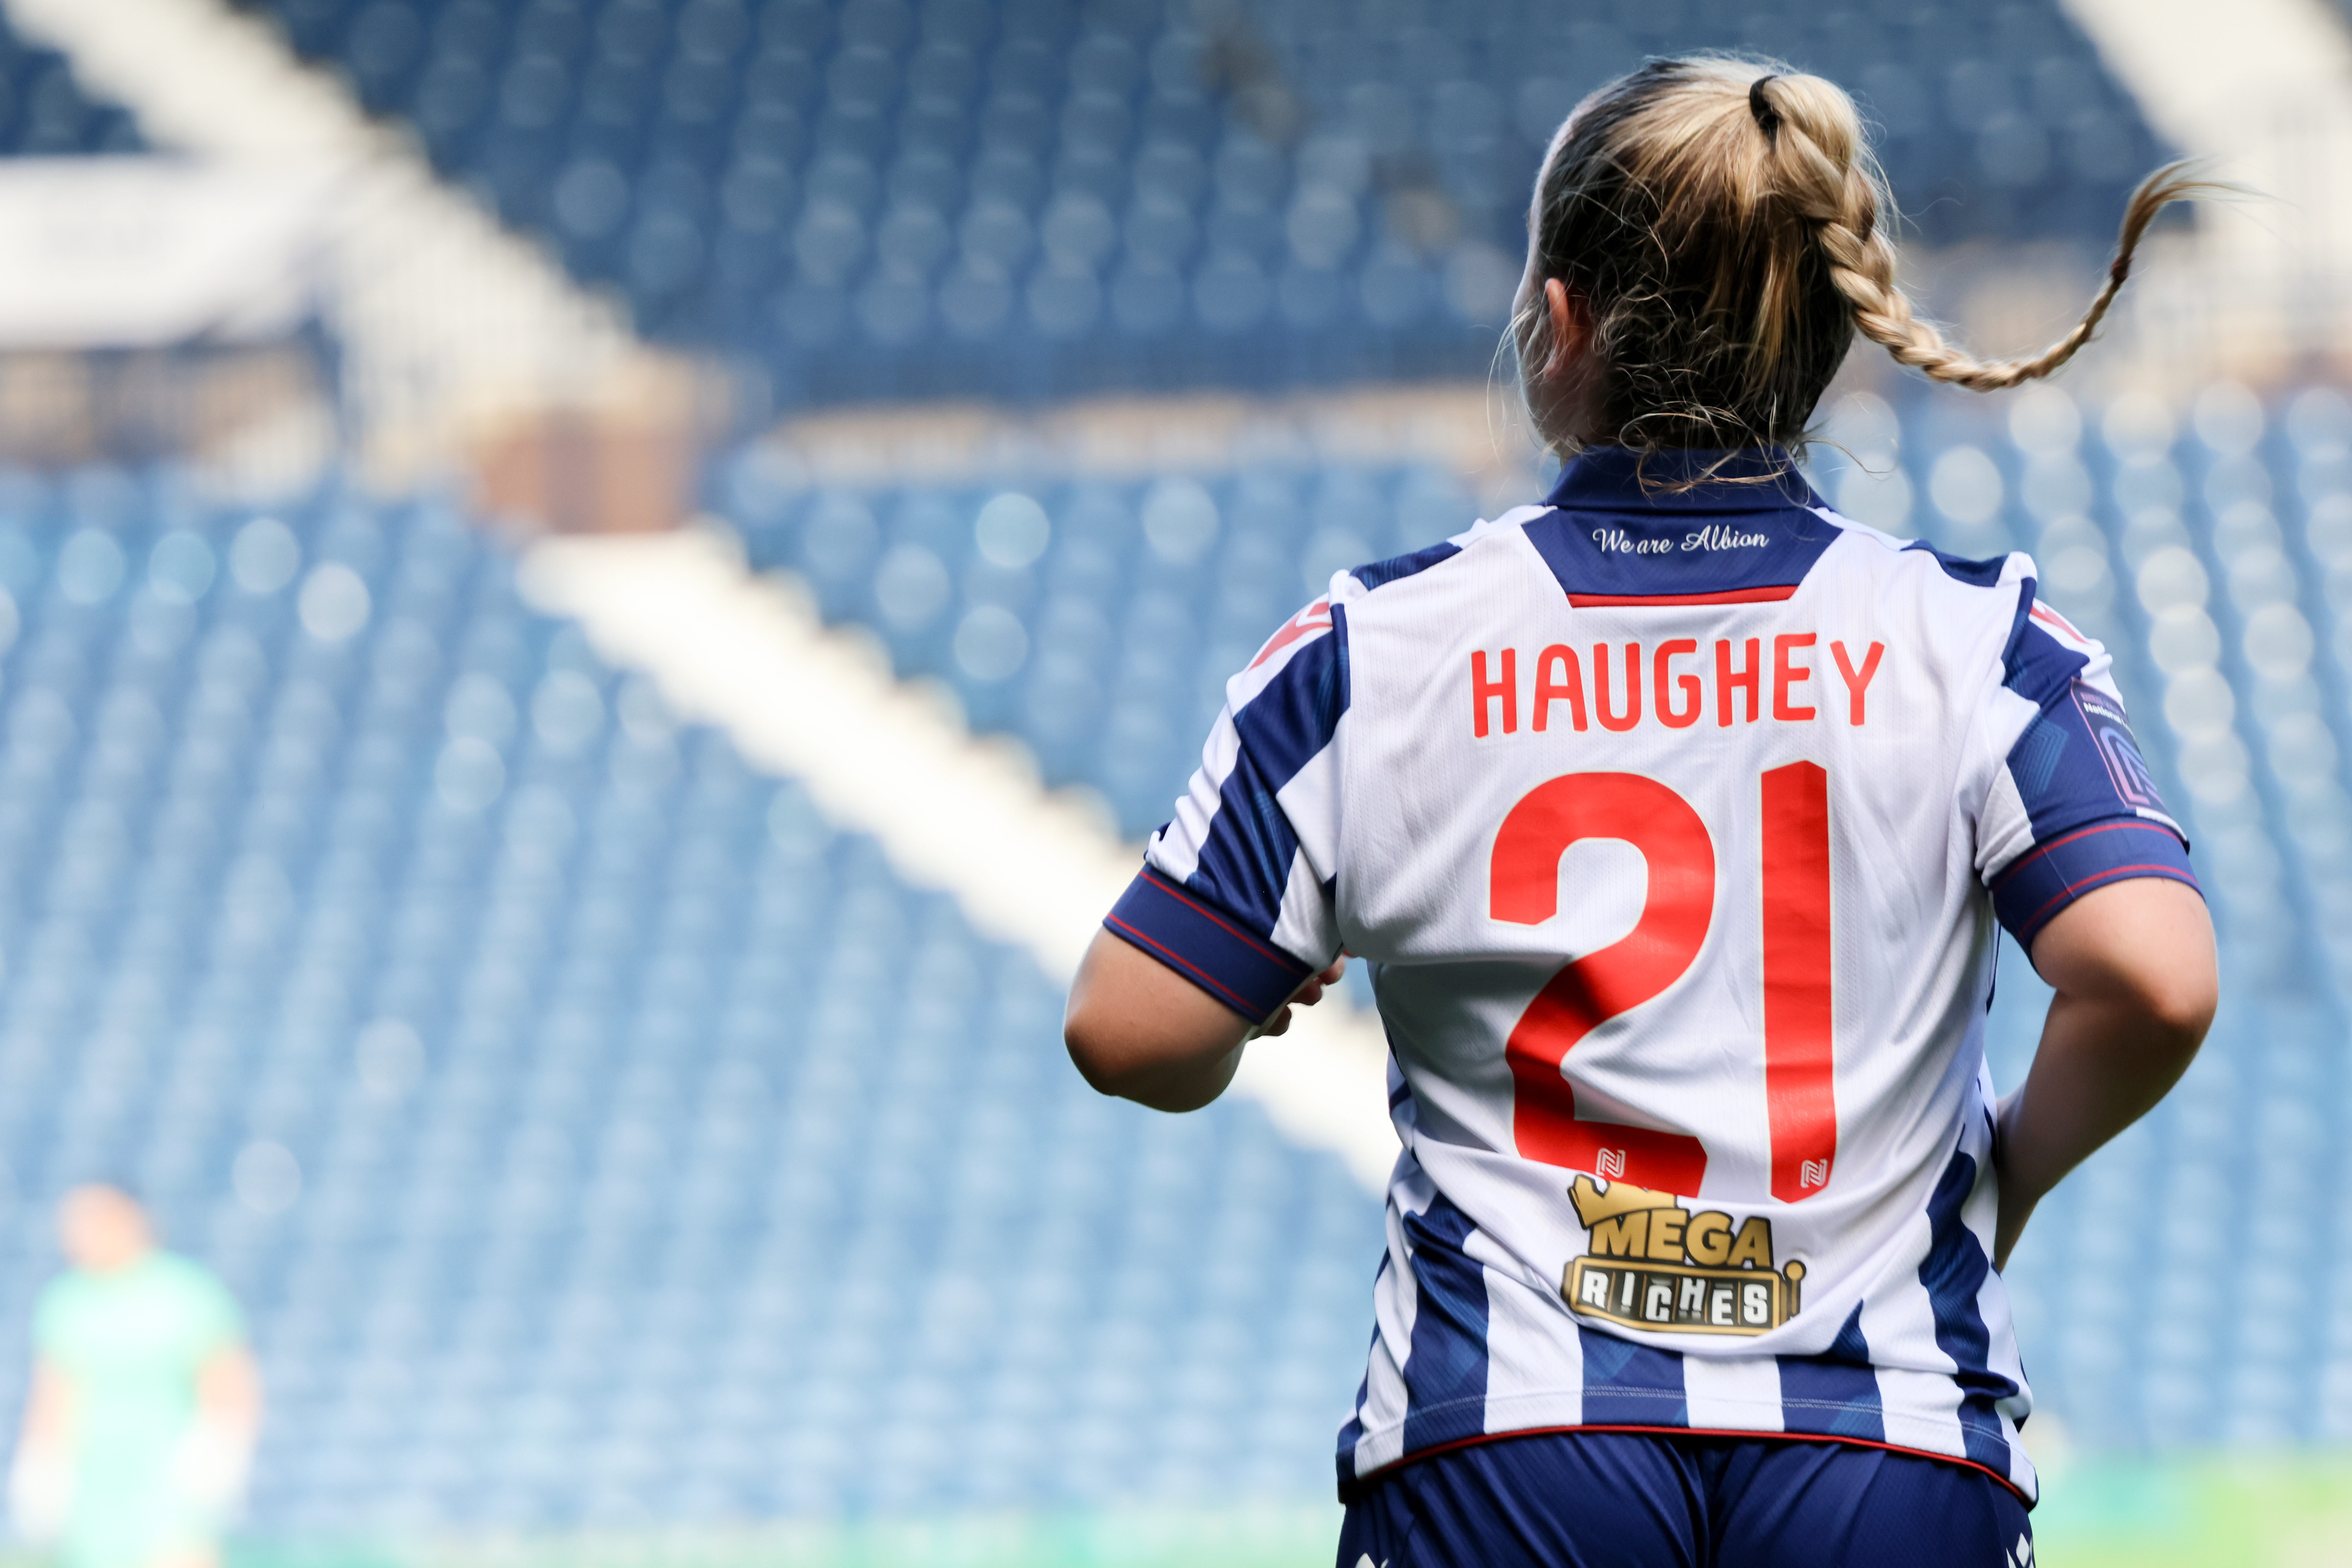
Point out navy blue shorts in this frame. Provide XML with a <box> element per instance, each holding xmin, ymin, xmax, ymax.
<box><xmin>1337</xmin><ymin>1431</ymin><xmax>2032</xmax><ymax>1568</ymax></box>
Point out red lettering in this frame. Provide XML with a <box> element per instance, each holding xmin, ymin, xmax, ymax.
<box><xmin>1490</xmin><ymin>766</ymin><xmax>1849</xmax><ymax>1204</ymax></box>
<box><xmin>1593</xmin><ymin>643</ymin><xmax>1641</xmax><ymax>732</ymax></box>
<box><xmin>1534</xmin><ymin>644</ymin><xmax>1586</xmax><ymax>732</ymax></box>
<box><xmin>1654</xmin><ymin>639</ymin><xmax>1700</xmax><ymax>729</ymax></box>
<box><xmin>1772</xmin><ymin>634</ymin><xmax>1816</xmax><ymax>721</ymax></box>
<box><xmin>1761</xmin><ymin>762</ymin><xmax>1837</xmax><ymax>1203</ymax></box>
<box><xmin>1830</xmin><ymin>640</ymin><xmax>1885</xmax><ymax>726</ymax></box>
<box><xmin>1716</xmin><ymin>638</ymin><xmax>1760</xmax><ymax>726</ymax></box>
<box><xmin>1491</xmin><ymin>772</ymin><xmax>1715</xmax><ymax>1193</ymax></box>
<box><xmin>1472</xmin><ymin>648</ymin><xmax>1517</xmax><ymax>737</ymax></box>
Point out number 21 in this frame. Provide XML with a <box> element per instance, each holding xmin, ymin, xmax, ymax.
<box><xmin>1489</xmin><ymin>767</ymin><xmax>1835</xmax><ymax>1202</ymax></box>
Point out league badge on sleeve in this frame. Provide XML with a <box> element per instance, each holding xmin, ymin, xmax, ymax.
<box><xmin>2069</xmin><ymin>681</ymin><xmax>2163</xmax><ymax>813</ymax></box>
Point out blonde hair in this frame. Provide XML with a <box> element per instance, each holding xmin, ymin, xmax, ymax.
<box><xmin>1516</xmin><ymin>56</ymin><xmax>2206</xmax><ymax>455</ymax></box>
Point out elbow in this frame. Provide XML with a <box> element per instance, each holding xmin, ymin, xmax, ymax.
<box><xmin>2145</xmin><ymin>968</ymin><xmax>2218</xmax><ymax>1058</ymax></box>
<box><xmin>1063</xmin><ymin>1008</ymin><xmax>1224</xmax><ymax>1111</ymax></box>
<box><xmin>2125</xmin><ymin>951</ymin><xmax>2217</xmax><ymax>1074</ymax></box>
<box><xmin>1062</xmin><ymin>1006</ymin><xmax>1124</xmax><ymax>1097</ymax></box>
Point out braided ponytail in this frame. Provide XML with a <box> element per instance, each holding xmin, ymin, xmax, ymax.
<box><xmin>1751</xmin><ymin>74</ymin><xmax>2207</xmax><ymax>393</ymax></box>
<box><xmin>1518</xmin><ymin>57</ymin><xmax>2205</xmax><ymax>457</ymax></box>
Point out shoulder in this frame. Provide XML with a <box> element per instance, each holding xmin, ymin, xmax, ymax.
<box><xmin>1816</xmin><ymin>505</ymin><xmax>2043</xmax><ymax>620</ymax></box>
<box><xmin>1860</xmin><ymin>528</ymin><xmax>2108</xmax><ymax>703</ymax></box>
<box><xmin>1813</xmin><ymin>501</ymin><xmax>2033</xmax><ymax>595</ymax></box>
<box><xmin>1811</xmin><ymin>512</ymin><xmax>2079</xmax><ymax>691</ymax></box>
<box><xmin>32</xmin><ymin>1273</ymin><xmax>82</xmax><ymax>1338</ymax></box>
<box><xmin>1332</xmin><ymin>504</ymin><xmax>1550</xmax><ymax>605</ymax></box>
<box><xmin>2002</xmin><ymin>592</ymin><xmax>2106</xmax><ymax>704</ymax></box>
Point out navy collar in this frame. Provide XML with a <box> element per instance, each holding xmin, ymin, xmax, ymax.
<box><xmin>1544</xmin><ymin>446</ymin><xmax>1824</xmax><ymax>514</ymax></box>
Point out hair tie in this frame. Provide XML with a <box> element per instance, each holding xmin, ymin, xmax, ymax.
<box><xmin>1749</xmin><ymin>76</ymin><xmax>1782</xmax><ymax>141</ymax></box>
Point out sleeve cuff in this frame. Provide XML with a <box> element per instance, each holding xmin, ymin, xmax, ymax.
<box><xmin>1104</xmin><ymin>867</ymin><xmax>1316</xmax><ymax>1023</ymax></box>
<box><xmin>1990</xmin><ymin>816</ymin><xmax>2202</xmax><ymax>948</ymax></box>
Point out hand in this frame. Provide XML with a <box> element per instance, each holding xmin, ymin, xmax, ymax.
<box><xmin>170</xmin><ymin>1417</ymin><xmax>254</xmax><ymax>1514</ymax></box>
<box><xmin>1250</xmin><ymin>956</ymin><xmax>1349</xmax><ymax>1040</ymax></box>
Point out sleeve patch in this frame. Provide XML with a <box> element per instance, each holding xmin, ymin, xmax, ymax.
<box><xmin>2001</xmin><ymin>673</ymin><xmax>2177</xmax><ymax>844</ymax></box>
<box><xmin>2071</xmin><ymin>682</ymin><xmax>2165</xmax><ymax>815</ymax></box>
<box><xmin>1104</xmin><ymin>867</ymin><xmax>1315</xmax><ymax>1023</ymax></box>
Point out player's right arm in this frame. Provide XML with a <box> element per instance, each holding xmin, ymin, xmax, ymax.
<box><xmin>1993</xmin><ymin>877</ymin><xmax>2216</xmax><ymax>1268</ymax></box>
<box><xmin>1067</xmin><ymin>593</ymin><xmax>1352</xmax><ymax>1111</ymax></box>
<box><xmin>1065</xmin><ymin>935</ymin><xmax>1345</xmax><ymax>1111</ymax></box>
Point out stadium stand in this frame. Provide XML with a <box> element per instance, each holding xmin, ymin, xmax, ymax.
<box><xmin>226</xmin><ymin>0</ymin><xmax>2165</xmax><ymax>408</ymax></box>
<box><xmin>0</xmin><ymin>468</ymin><xmax>1382</xmax><ymax>1528</ymax></box>
<box><xmin>714</xmin><ymin>448</ymin><xmax>1479</xmax><ymax>835</ymax></box>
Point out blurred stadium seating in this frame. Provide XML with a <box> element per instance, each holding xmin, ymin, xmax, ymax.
<box><xmin>1877</xmin><ymin>378</ymin><xmax>2352</xmax><ymax>1451</ymax></box>
<box><xmin>225</xmin><ymin>0</ymin><xmax>2164</xmax><ymax>409</ymax></box>
<box><xmin>0</xmin><ymin>466</ymin><xmax>1381</xmax><ymax>1529</ymax></box>
<box><xmin>713</xmin><ymin>449</ymin><xmax>1476</xmax><ymax>835</ymax></box>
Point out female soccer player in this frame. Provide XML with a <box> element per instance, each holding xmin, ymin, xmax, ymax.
<box><xmin>1067</xmin><ymin>56</ymin><xmax>2217</xmax><ymax>1567</ymax></box>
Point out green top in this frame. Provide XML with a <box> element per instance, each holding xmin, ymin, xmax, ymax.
<box><xmin>35</xmin><ymin>1250</ymin><xmax>242</xmax><ymax>1457</ymax></box>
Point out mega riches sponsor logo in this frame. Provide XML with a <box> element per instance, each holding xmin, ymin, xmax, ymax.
<box><xmin>1564</xmin><ymin>1176</ymin><xmax>1806</xmax><ymax>1336</ymax></box>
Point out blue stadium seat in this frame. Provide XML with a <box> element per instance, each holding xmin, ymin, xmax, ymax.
<box><xmin>228</xmin><ymin>0</ymin><xmax>2162</xmax><ymax>409</ymax></box>
<box><xmin>715</xmin><ymin>449</ymin><xmax>1475</xmax><ymax>835</ymax></box>
<box><xmin>0</xmin><ymin>464</ymin><xmax>1383</xmax><ymax>1528</ymax></box>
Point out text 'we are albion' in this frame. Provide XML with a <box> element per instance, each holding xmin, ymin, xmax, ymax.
<box><xmin>1470</xmin><ymin>637</ymin><xmax>1886</xmax><ymax>736</ymax></box>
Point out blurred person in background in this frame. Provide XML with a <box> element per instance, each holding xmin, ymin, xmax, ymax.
<box><xmin>7</xmin><ymin>1185</ymin><xmax>260</xmax><ymax>1568</ymax></box>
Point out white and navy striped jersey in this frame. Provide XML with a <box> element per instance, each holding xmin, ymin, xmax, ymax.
<box><xmin>1102</xmin><ymin>446</ymin><xmax>2199</xmax><ymax>1505</ymax></box>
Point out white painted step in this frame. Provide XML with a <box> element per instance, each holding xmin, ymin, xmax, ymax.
<box><xmin>519</xmin><ymin>530</ymin><xmax>1401</xmax><ymax>1193</ymax></box>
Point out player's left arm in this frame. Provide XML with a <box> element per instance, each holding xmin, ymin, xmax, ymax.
<box><xmin>1992</xmin><ymin>876</ymin><xmax>2215</xmax><ymax>1269</ymax></box>
<box><xmin>197</xmin><ymin>1340</ymin><xmax>263</xmax><ymax>1438</ymax></box>
<box><xmin>1973</xmin><ymin>592</ymin><xmax>2216</xmax><ymax>1268</ymax></box>
<box><xmin>1065</xmin><ymin>934</ymin><xmax>1344</xmax><ymax>1111</ymax></box>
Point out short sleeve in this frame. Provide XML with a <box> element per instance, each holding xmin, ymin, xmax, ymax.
<box><xmin>1104</xmin><ymin>595</ymin><xmax>1349</xmax><ymax>1022</ymax></box>
<box><xmin>1975</xmin><ymin>596</ymin><xmax>2200</xmax><ymax>947</ymax></box>
<box><xmin>31</xmin><ymin>1276</ymin><xmax>71</xmax><ymax>1358</ymax></box>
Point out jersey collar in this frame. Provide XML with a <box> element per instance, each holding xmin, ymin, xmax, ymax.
<box><xmin>1544</xmin><ymin>446</ymin><xmax>1826</xmax><ymax>515</ymax></box>
<box><xmin>1523</xmin><ymin>446</ymin><xmax>1840</xmax><ymax>605</ymax></box>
